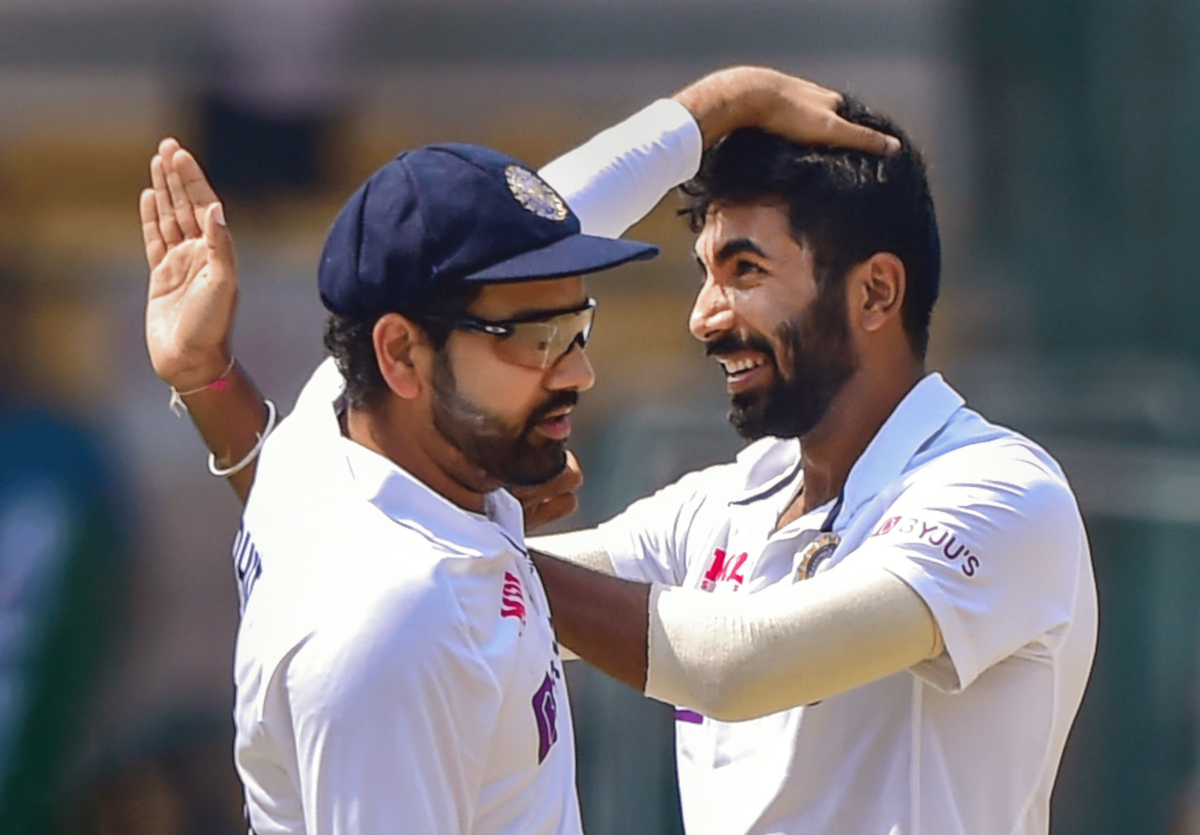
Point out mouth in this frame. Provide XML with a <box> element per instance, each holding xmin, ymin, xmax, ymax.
<box><xmin>532</xmin><ymin>406</ymin><xmax>573</xmax><ymax>441</ymax></box>
<box><xmin>715</xmin><ymin>352</ymin><xmax>772</xmax><ymax>394</ymax></box>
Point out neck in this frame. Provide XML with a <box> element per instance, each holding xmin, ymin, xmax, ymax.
<box><xmin>344</xmin><ymin>401</ymin><xmax>497</xmax><ymax>515</ymax></box>
<box><xmin>798</xmin><ymin>358</ymin><xmax>925</xmax><ymax>513</ymax></box>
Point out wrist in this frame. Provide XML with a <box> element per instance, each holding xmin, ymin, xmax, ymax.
<box><xmin>673</xmin><ymin>65</ymin><xmax>778</xmax><ymax>147</ymax></box>
<box><xmin>167</xmin><ymin>355</ymin><xmax>237</xmax><ymax>416</ymax></box>
<box><xmin>160</xmin><ymin>350</ymin><xmax>235</xmax><ymax>393</ymax></box>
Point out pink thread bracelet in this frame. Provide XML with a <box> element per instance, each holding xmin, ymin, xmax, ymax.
<box><xmin>168</xmin><ymin>356</ymin><xmax>236</xmax><ymax>416</ymax></box>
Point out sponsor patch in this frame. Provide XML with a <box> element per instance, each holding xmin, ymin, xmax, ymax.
<box><xmin>700</xmin><ymin>548</ymin><xmax>748</xmax><ymax>591</ymax></box>
<box><xmin>532</xmin><ymin>670</ymin><xmax>559</xmax><ymax>763</ymax></box>
<box><xmin>871</xmin><ymin>516</ymin><xmax>981</xmax><ymax>577</ymax></box>
<box><xmin>500</xmin><ymin>570</ymin><xmax>527</xmax><ymax>626</ymax></box>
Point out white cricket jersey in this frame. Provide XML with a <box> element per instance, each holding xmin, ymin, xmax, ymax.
<box><xmin>596</xmin><ymin>374</ymin><xmax>1097</xmax><ymax>835</ymax></box>
<box><xmin>232</xmin><ymin>360</ymin><xmax>581</xmax><ymax>835</ymax></box>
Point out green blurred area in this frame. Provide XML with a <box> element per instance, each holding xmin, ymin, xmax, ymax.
<box><xmin>967</xmin><ymin>3</ymin><xmax>1200</xmax><ymax>831</ymax></box>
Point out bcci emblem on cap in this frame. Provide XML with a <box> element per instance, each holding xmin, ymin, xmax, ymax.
<box><xmin>506</xmin><ymin>166</ymin><xmax>569</xmax><ymax>221</ymax></box>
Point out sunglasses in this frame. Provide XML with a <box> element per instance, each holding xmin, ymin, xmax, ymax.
<box><xmin>425</xmin><ymin>298</ymin><xmax>598</xmax><ymax>369</ymax></box>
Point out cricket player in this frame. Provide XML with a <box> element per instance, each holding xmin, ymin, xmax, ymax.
<box><xmin>145</xmin><ymin>66</ymin><xmax>1096</xmax><ymax>835</ymax></box>
<box><xmin>143</xmin><ymin>67</ymin><xmax>892</xmax><ymax>834</ymax></box>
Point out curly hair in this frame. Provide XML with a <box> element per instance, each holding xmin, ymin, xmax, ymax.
<box><xmin>679</xmin><ymin>96</ymin><xmax>941</xmax><ymax>358</ymax></box>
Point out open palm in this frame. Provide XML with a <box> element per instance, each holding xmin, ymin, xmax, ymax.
<box><xmin>141</xmin><ymin>138</ymin><xmax>239</xmax><ymax>391</ymax></box>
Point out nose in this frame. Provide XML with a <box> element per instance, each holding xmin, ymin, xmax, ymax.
<box><xmin>545</xmin><ymin>341</ymin><xmax>595</xmax><ymax>392</ymax></box>
<box><xmin>689</xmin><ymin>277</ymin><xmax>736</xmax><ymax>342</ymax></box>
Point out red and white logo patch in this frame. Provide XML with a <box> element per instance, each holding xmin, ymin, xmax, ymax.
<box><xmin>700</xmin><ymin>548</ymin><xmax>748</xmax><ymax>592</ymax></box>
<box><xmin>500</xmin><ymin>570</ymin><xmax>527</xmax><ymax>625</ymax></box>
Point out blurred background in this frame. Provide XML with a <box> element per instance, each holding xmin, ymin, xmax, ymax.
<box><xmin>0</xmin><ymin>0</ymin><xmax>1198</xmax><ymax>832</ymax></box>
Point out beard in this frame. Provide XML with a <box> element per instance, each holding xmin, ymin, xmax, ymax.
<box><xmin>430</xmin><ymin>352</ymin><xmax>575</xmax><ymax>487</ymax></box>
<box><xmin>711</xmin><ymin>281</ymin><xmax>858</xmax><ymax>441</ymax></box>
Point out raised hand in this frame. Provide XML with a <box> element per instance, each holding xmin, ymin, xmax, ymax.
<box><xmin>141</xmin><ymin>138</ymin><xmax>239</xmax><ymax>391</ymax></box>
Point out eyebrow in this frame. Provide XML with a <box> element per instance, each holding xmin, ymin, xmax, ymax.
<box><xmin>694</xmin><ymin>238</ymin><xmax>770</xmax><ymax>267</ymax></box>
<box><xmin>478</xmin><ymin>297</ymin><xmax>591</xmax><ymax>323</ymax></box>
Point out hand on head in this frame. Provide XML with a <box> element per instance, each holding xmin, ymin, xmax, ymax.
<box><xmin>674</xmin><ymin>66</ymin><xmax>901</xmax><ymax>156</ymax></box>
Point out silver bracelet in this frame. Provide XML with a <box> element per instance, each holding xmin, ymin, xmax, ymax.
<box><xmin>208</xmin><ymin>399</ymin><xmax>278</xmax><ymax>478</ymax></box>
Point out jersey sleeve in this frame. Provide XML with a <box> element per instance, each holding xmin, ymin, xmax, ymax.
<box><xmin>282</xmin><ymin>583</ymin><xmax>503</xmax><ymax>835</ymax></box>
<box><xmin>538</xmin><ymin>98</ymin><xmax>702</xmax><ymax>239</ymax></box>
<box><xmin>594</xmin><ymin>467</ymin><xmax>724</xmax><ymax>587</ymax></box>
<box><xmin>847</xmin><ymin>445</ymin><xmax>1087</xmax><ymax>693</ymax></box>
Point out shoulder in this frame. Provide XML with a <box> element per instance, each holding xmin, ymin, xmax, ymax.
<box><xmin>889</xmin><ymin>412</ymin><xmax>1084</xmax><ymax>552</ymax></box>
<box><xmin>281</xmin><ymin>544</ymin><xmax>502</xmax><ymax>705</ymax></box>
<box><xmin>915</xmin><ymin>409</ymin><xmax>1072</xmax><ymax>495</ymax></box>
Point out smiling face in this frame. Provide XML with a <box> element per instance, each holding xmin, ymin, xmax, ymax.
<box><xmin>691</xmin><ymin>202</ymin><xmax>859</xmax><ymax>440</ymax></box>
<box><xmin>430</xmin><ymin>277</ymin><xmax>595</xmax><ymax>486</ymax></box>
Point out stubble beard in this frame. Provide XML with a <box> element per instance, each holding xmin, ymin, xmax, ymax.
<box><xmin>430</xmin><ymin>351</ymin><xmax>573</xmax><ymax>488</ymax></box>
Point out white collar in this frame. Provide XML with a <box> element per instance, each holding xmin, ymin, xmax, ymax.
<box><xmin>342</xmin><ymin>439</ymin><xmax>526</xmax><ymax>558</ymax></box>
<box><xmin>293</xmin><ymin>359</ymin><xmax>527</xmax><ymax>557</ymax></box>
<box><xmin>837</xmin><ymin>372</ymin><xmax>964</xmax><ymax>527</ymax></box>
<box><xmin>727</xmin><ymin>373</ymin><xmax>965</xmax><ymax>527</ymax></box>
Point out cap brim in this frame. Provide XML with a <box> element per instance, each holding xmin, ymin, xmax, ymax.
<box><xmin>463</xmin><ymin>233</ymin><xmax>658</xmax><ymax>283</ymax></box>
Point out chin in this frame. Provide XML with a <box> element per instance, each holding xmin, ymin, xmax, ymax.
<box><xmin>491</xmin><ymin>443</ymin><xmax>568</xmax><ymax>488</ymax></box>
<box><xmin>729</xmin><ymin>395</ymin><xmax>825</xmax><ymax>441</ymax></box>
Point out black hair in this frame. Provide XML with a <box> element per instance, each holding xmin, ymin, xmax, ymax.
<box><xmin>679</xmin><ymin>96</ymin><xmax>941</xmax><ymax>357</ymax></box>
<box><xmin>322</xmin><ymin>282</ymin><xmax>483</xmax><ymax>408</ymax></box>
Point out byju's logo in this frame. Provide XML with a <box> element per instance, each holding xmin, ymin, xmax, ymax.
<box><xmin>532</xmin><ymin>671</ymin><xmax>559</xmax><ymax>763</ymax></box>
<box><xmin>871</xmin><ymin>515</ymin><xmax>982</xmax><ymax>577</ymax></box>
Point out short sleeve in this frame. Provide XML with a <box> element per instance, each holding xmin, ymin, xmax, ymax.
<box><xmin>283</xmin><ymin>583</ymin><xmax>503</xmax><ymax>835</ymax></box>
<box><xmin>538</xmin><ymin>99</ymin><xmax>702</xmax><ymax>239</ymax></box>
<box><xmin>847</xmin><ymin>446</ymin><xmax>1087</xmax><ymax>693</ymax></box>
<box><xmin>595</xmin><ymin>467</ymin><xmax>726</xmax><ymax>587</ymax></box>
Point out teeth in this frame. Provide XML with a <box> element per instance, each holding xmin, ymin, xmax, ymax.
<box><xmin>719</xmin><ymin>357</ymin><xmax>764</xmax><ymax>375</ymax></box>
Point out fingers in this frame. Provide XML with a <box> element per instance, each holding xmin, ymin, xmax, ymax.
<box><xmin>826</xmin><ymin>113</ymin><xmax>901</xmax><ymax>157</ymax></box>
<box><xmin>161</xmin><ymin>137</ymin><xmax>202</xmax><ymax>238</ymax></box>
<box><xmin>150</xmin><ymin>153</ymin><xmax>184</xmax><ymax>247</ymax></box>
<box><xmin>515</xmin><ymin>450</ymin><xmax>584</xmax><ymax>532</ymax></box>
<box><xmin>140</xmin><ymin>187</ymin><xmax>167</xmax><ymax>270</ymax></box>
<box><xmin>203</xmin><ymin>202</ymin><xmax>237</xmax><ymax>278</ymax></box>
<box><xmin>171</xmin><ymin>145</ymin><xmax>221</xmax><ymax>208</ymax></box>
<box><xmin>559</xmin><ymin>451</ymin><xmax>584</xmax><ymax>492</ymax></box>
<box><xmin>524</xmin><ymin>493</ymin><xmax>580</xmax><ymax>533</ymax></box>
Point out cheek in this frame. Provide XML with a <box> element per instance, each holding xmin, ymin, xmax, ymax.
<box><xmin>451</xmin><ymin>351</ymin><xmax>546</xmax><ymax>420</ymax></box>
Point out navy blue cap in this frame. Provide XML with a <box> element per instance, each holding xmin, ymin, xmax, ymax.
<box><xmin>318</xmin><ymin>143</ymin><xmax>659</xmax><ymax>320</ymax></box>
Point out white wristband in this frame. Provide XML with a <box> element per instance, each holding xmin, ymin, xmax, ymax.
<box><xmin>207</xmin><ymin>399</ymin><xmax>277</xmax><ymax>478</ymax></box>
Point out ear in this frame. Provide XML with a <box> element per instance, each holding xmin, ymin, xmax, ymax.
<box><xmin>373</xmin><ymin>313</ymin><xmax>430</xmax><ymax>400</ymax></box>
<box><xmin>853</xmin><ymin>252</ymin><xmax>906</xmax><ymax>334</ymax></box>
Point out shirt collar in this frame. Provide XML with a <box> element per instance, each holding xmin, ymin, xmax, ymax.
<box><xmin>296</xmin><ymin>359</ymin><xmax>526</xmax><ymax>557</ymax></box>
<box><xmin>343</xmin><ymin>439</ymin><xmax>526</xmax><ymax>557</ymax></box>
<box><xmin>837</xmin><ymin>372</ymin><xmax>964</xmax><ymax>527</ymax></box>
<box><xmin>727</xmin><ymin>373</ymin><xmax>964</xmax><ymax>523</ymax></box>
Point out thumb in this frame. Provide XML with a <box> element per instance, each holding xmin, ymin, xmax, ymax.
<box><xmin>204</xmin><ymin>202</ymin><xmax>237</xmax><ymax>272</ymax></box>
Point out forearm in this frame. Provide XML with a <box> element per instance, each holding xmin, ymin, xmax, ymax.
<box><xmin>647</xmin><ymin>567</ymin><xmax>943</xmax><ymax>722</ymax></box>
<box><xmin>528</xmin><ymin>529</ymin><xmax>615</xmax><ymax>576</ymax></box>
<box><xmin>530</xmin><ymin>550</ymin><xmax>649</xmax><ymax>690</ymax></box>
<box><xmin>175</xmin><ymin>362</ymin><xmax>270</xmax><ymax>503</ymax></box>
